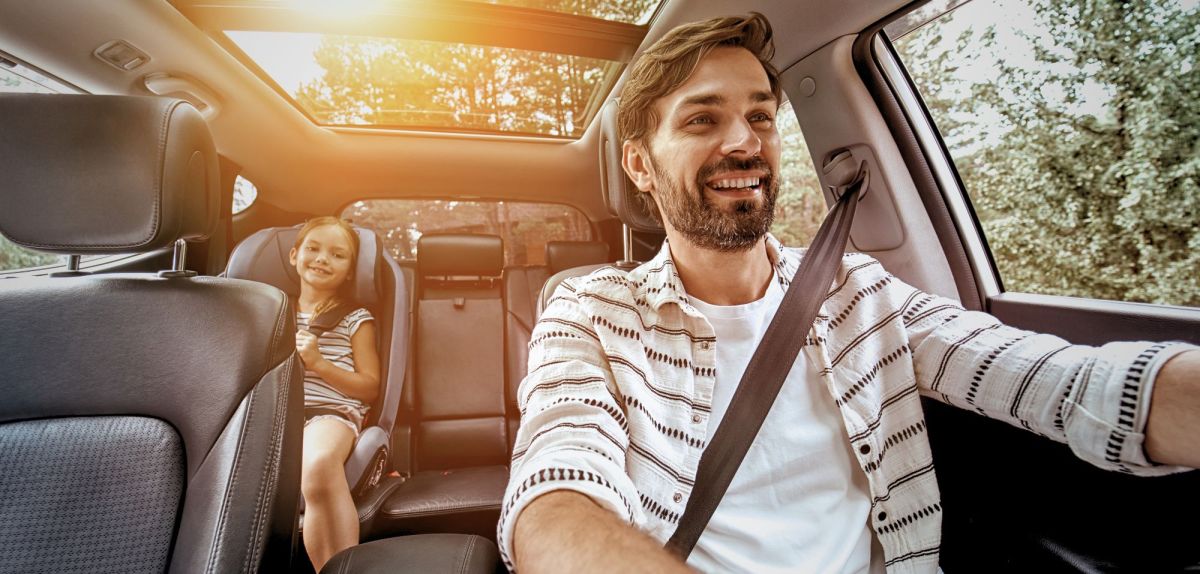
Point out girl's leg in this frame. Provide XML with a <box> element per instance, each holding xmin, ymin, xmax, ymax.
<box><xmin>301</xmin><ymin>418</ymin><xmax>358</xmax><ymax>571</ymax></box>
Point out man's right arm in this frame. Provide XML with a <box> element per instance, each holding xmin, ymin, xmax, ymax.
<box><xmin>498</xmin><ymin>279</ymin><xmax>682</xmax><ymax>572</ymax></box>
<box><xmin>514</xmin><ymin>491</ymin><xmax>692</xmax><ymax>574</ymax></box>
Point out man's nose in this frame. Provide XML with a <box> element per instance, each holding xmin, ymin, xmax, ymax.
<box><xmin>719</xmin><ymin>118</ymin><xmax>762</xmax><ymax>158</ymax></box>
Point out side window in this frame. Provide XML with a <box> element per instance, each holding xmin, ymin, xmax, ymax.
<box><xmin>343</xmin><ymin>200</ymin><xmax>593</xmax><ymax>266</ymax></box>
<box><xmin>232</xmin><ymin>175</ymin><xmax>258</xmax><ymax>215</ymax></box>
<box><xmin>893</xmin><ymin>0</ymin><xmax>1199</xmax><ymax>307</ymax></box>
<box><xmin>771</xmin><ymin>100</ymin><xmax>825</xmax><ymax>247</ymax></box>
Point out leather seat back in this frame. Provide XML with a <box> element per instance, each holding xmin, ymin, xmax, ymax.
<box><xmin>0</xmin><ymin>94</ymin><xmax>303</xmax><ymax>573</ymax></box>
<box><xmin>414</xmin><ymin>234</ymin><xmax>508</xmax><ymax>470</ymax></box>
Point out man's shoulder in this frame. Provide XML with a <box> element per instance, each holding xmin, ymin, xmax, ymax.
<box><xmin>561</xmin><ymin>264</ymin><xmax>642</xmax><ymax>301</ymax></box>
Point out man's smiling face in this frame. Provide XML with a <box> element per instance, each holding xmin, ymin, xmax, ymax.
<box><xmin>634</xmin><ymin>45</ymin><xmax>782</xmax><ymax>252</ymax></box>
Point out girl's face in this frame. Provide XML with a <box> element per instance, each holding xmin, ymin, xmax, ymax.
<box><xmin>289</xmin><ymin>224</ymin><xmax>355</xmax><ymax>292</ymax></box>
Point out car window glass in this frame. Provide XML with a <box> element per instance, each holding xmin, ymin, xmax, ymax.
<box><xmin>343</xmin><ymin>200</ymin><xmax>593</xmax><ymax>266</ymax></box>
<box><xmin>771</xmin><ymin>100</ymin><xmax>825</xmax><ymax>248</ymax></box>
<box><xmin>893</xmin><ymin>0</ymin><xmax>1199</xmax><ymax>307</ymax></box>
<box><xmin>233</xmin><ymin>175</ymin><xmax>258</xmax><ymax>215</ymax></box>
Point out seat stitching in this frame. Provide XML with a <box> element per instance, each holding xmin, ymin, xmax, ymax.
<box><xmin>207</xmin><ymin>384</ymin><xmax>259</xmax><ymax>573</ymax></box>
<box><xmin>458</xmin><ymin>536</ymin><xmax>477</xmax><ymax>574</ymax></box>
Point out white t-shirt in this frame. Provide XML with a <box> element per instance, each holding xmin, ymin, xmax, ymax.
<box><xmin>686</xmin><ymin>275</ymin><xmax>883</xmax><ymax>574</ymax></box>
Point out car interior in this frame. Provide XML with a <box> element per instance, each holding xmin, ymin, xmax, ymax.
<box><xmin>1</xmin><ymin>0</ymin><xmax>1197</xmax><ymax>572</ymax></box>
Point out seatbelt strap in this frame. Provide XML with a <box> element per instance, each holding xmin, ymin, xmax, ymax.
<box><xmin>291</xmin><ymin>296</ymin><xmax>356</xmax><ymax>337</ymax></box>
<box><xmin>665</xmin><ymin>162</ymin><xmax>869</xmax><ymax>559</ymax></box>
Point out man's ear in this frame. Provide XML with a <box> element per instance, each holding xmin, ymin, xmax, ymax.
<box><xmin>622</xmin><ymin>140</ymin><xmax>656</xmax><ymax>193</ymax></box>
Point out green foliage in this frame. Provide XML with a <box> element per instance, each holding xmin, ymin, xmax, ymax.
<box><xmin>296</xmin><ymin>1</ymin><xmax>656</xmax><ymax>136</ymax></box>
<box><xmin>0</xmin><ymin>234</ymin><xmax>59</xmax><ymax>271</ymax></box>
<box><xmin>771</xmin><ymin>102</ymin><xmax>825</xmax><ymax>247</ymax></box>
<box><xmin>896</xmin><ymin>0</ymin><xmax>1199</xmax><ymax>307</ymax></box>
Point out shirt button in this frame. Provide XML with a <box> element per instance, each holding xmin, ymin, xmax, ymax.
<box><xmin>673</xmin><ymin>492</ymin><xmax>683</xmax><ymax>503</ymax></box>
<box><xmin>692</xmin><ymin>414</ymin><xmax>702</xmax><ymax>424</ymax></box>
<box><xmin>700</xmin><ymin>341</ymin><xmax>711</xmax><ymax>350</ymax></box>
<box><xmin>859</xmin><ymin>444</ymin><xmax>871</xmax><ymax>455</ymax></box>
<box><xmin>877</xmin><ymin>511</ymin><xmax>887</xmax><ymax>521</ymax></box>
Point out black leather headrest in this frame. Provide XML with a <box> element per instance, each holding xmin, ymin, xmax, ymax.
<box><xmin>0</xmin><ymin>94</ymin><xmax>219</xmax><ymax>254</ymax></box>
<box><xmin>546</xmin><ymin>240</ymin><xmax>609</xmax><ymax>273</ymax></box>
<box><xmin>225</xmin><ymin>225</ymin><xmax>384</xmax><ymax>305</ymax></box>
<box><xmin>418</xmin><ymin>234</ymin><xmax>503</xmax><ymax>277</ymax></box>
<box><xmin>600</xmin><ymin>99</ymin><xmax>663</xmax><ymax>234</ymax></box>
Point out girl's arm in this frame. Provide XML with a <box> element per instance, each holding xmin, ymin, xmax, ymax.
<box><xmin>302</xmin><ymin>321</ymin><xmax>381</xmax><ymax>403</ymax></box>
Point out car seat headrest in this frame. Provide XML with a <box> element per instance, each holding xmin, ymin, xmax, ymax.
<box><xmin>225</xmin><ymin>225</ymin><xmax>384</xmax><ymax>306</ymax></box>
<box><xmin>418</xmin><ymin>234</ymin><xmax>503</xmax><ymax>277</ymax></box>
<box><xmin>0</xmin><ymin>94</ymin><xmax>219</xmax><ymax>254</ymax></box>
<box><xmin>600</xmin><ymin>98</ymin><xmax>663</xmax><ymax>234</ymax></box>
<box><xmin>545</xmin><ymin>240</ymin><xmax>609</xmax><ymax>274</ymax></box>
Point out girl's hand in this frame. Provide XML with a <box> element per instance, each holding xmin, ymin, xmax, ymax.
<box><xmin>296</xmin><ymin>330</ymin><xmax>323</xmax><ymax>367</ymax></box>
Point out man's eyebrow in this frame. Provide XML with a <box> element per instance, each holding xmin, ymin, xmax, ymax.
<box><xmin>680</xmin><ymin>93</ymin><xmax>724</xmax><ymax>107</ymax></box>
<box><xmin>751</xmin><ymin>90</ymin><xmax>776</xmax><ymax>103</ymax></box>
<box><xmin>678</xmin><ymin>91</ymin><xmax>776</xmax><ymax>108</ymax></box>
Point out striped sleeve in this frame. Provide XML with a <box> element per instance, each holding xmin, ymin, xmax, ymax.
<box><xmin>344</xmin><ymin>307</ymin><xmax>374</xmax><ymax>336</ymax></box>
<box><xmin>497</xmin><ymin>279</ymin><xmax>643</xmax><ymax>571</ymax></box>
<box><xmin>894</xmin><ymin>279</ymin><xmax>1195</xmax><ymax>476</ymax></box>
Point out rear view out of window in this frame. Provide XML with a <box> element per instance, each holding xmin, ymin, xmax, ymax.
<box><xmin>894</xmin><ymin>0</ymin><xmax>1199</xmax><ymax>307</ymax></box>
<box><xmin>343</xmin><ymin>200</ymin><xmax>593</xmax><ymax>267</ymax></box>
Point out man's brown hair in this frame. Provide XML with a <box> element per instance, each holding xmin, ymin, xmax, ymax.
<box><xmin>617</xmin><ymin>13</ymin><xmax>781</xmax><ymax>145</ymax></box>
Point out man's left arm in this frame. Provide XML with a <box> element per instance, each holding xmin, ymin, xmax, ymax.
<box><xmin>1145</xmin><ymin>350</ymin><xmax>1200</xmax><ymax>467</ymax></box>
<box><xmin>892</xmin><ymin>277</ymin><xmax>1198</xmax><ymax>475</ymax></box>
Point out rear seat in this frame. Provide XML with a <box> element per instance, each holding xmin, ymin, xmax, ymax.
<box><xmin>369</xmin><ymin>234</ymin><xmax>511</xmax><ymax>542</ymax></box>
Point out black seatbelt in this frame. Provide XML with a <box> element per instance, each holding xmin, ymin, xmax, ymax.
<box><xmin>665</xmin><ymin>162</ymin><xmax>869</xmax><ymax>559</ymax></box>
<box><xmin>291</xmin><ymin>296</ymin><xmax>356</xmax><ymax>337</ymax></box>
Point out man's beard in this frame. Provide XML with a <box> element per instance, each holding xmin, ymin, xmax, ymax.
<box><xmin>648</xmin><ymin>152</ymin><xmax>778</xmax><ymax>252</ymax></box>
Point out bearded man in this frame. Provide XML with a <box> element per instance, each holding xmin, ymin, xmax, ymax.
<box><xmin>498</xmin><ymin>13</ymin><xmax>1199</xmax><ymax>574</ymax></box>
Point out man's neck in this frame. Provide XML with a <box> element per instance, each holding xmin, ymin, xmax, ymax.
<box><xmin>667</xmin><ymin>234</ymin><xmax>773</xmax><ymax>306</ymax></box>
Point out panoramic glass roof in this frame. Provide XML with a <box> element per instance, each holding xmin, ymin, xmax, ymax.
<box><xmin>187</xmin><ymin>0</ymin><xmax>663</xmax><ymax>137</ymax></box>
<box><xmin>467</xmin><ymin>0</ymin><xmax>660</xmax><ymax>24</ymax></box>
<box><xmin>227</xmin><ymin>31</ymin><xmax>621</xmax><ymax>137</ymax></box>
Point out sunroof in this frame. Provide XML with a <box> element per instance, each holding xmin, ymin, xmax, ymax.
<box><xmin>465</xmin><ymin>0</ymin><xmax>661</xmax><ymax>24</ymax></box>
<box><xmin>227</xmin><ymin>31</ymin><xmax>621</xmax><ymax>137</ymax></box>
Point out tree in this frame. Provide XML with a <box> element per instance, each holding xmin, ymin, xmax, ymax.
<box><xmin>0</xmin><ymin>235</ymin><xmax>59</xmax><ymax>271</ymax></box>
<box><xmin>895</xmin><ymin>0</ymin><xmax>1199</xmax><ymax>306</ymax></box>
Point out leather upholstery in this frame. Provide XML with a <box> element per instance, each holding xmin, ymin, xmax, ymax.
<box><xmin>545</xmin><ymin>240</ymin><xmax>609</xmax><ymax>273</ymax></box>
<box><xmin>0</xmin><ymin>94</ymin><xmax>218</xmax><ymax>253</ymax></box>
<box><xmin>321</xmin><ymin>534</ymin><xmax>501</xmax><ymax>574</ymax></box>
<box><xmin>378</xmin><ymin>467</ymin><xmax>508</xmax><ymax>541</ymax></box>
<box><xmin>418</xmin><ymin>234</ymin><xmax>504</xmax><ymax>277</ymax></box>
<box><xmin>599</xmin><ymin>99</ymin><xmax>662</xmax><ymax>233</ymax></box>
<box><xmin>0</xmin><ymin>94</ymin><xmax>302</xmax><ymax>572</ymax></box>
<box><xmin>371</xmin><ymin>234</ymin><xmax>509</xmax><ymax>542</ymax></box>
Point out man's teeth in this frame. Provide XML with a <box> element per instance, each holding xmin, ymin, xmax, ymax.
<box><xmin>711</xmin><ymin>177</ymin><xmax>761</xmax><ymax>189</ymax></box>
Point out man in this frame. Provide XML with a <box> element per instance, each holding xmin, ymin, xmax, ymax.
<box><xmin>498</xmin><ymin>13</ymin><xmax>1198</xmax><ymax>573</ymax></box>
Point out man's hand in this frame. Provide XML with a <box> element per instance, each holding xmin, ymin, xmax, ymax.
<box><xmin>514</xmin><ymin>491</ymin><xmax>693</xmax><ymax>574</ymax></box>
<box><xmin>296</xmin><ymin>329</ymin><xmax>324</xmax><ymax>368</ymax></box>
<box><xmin>1145</xmin><ymin>349</ymin><xmax>1200</xmax><ymax>468</ymax></box>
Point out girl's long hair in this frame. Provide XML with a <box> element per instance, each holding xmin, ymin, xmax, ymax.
<box><xmin>293</xmin><ymin>216</ymin><xmax>360</xmax><ymax>316</ymax></box>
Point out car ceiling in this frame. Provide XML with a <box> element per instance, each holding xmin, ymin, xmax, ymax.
<box><xmin>0</xmin><ymin>0</ymin><xmax>909</xmax><ymax>221</ymax></box>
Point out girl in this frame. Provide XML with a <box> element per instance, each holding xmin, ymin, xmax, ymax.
<box><xmin>289</xmin><ymin>216</ymin><xmax>380</xmax><ymax>571</ymax></box>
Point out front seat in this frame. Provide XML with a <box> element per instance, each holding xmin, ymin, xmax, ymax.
<box><xmin>0</xmin><ymin>94</ymin><xmax>303</xmax><ymax>573</ymax></box>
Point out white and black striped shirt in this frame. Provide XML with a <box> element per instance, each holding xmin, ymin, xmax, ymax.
<box><xmin>498</xmin><ymin>235</ymin><xmax>1193</xmax><ymax>573</ymax></box>
<box><xmin>297</xmin><ymin>307</ymin><xmax>374</xmax><ymax>422</ymax></box>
